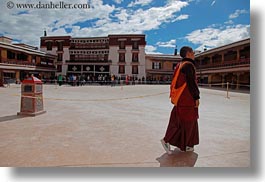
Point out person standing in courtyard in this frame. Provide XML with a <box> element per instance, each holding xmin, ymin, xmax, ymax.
<box><xmin>58</xmin><ymin>74</ymin><xmax>63</xmax><ymax>86</ymax></box>
<box><xmin>161</xmin><ymin>46</ymin><xmax>200</xmax><ymax>154</ymax></box>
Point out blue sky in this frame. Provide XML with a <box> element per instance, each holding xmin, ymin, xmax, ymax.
<box><xmin>0</xmin><ymin>0</ymin><xmax>250</xmax><ymax>54</ymax></box>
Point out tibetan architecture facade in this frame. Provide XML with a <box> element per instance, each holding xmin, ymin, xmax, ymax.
<box><xmin>195</xmin><ymin>38</ymin><xmax>250</xmax><ymax>90</ymax></box>
<box><xmin>68</xmin><ymin>36</ymin><xmax>110</xmax><ymax>78</ymax></box>
<box><xmin>0</xmin><ymin>36</ymin><xmax>57</xmax><ymax>86</ymax></box>
<box><xmin>40</xmin><ymin>34</ymin><xmax>146</xmax><ymax>81</ymax></box>
<box><xmin>108</xmin><ymin>34</ymin><xmax>146</xmax><ymax>80</ymax></box>
<box><xmin>145</xmin><ymin>54</ymin><xmax>181</xmax><ymax>83</ymax></box>
<box><xmin>39</xmin><ymin>35</ymin><xmax>71</xmax><ymax>75</ymax></box>
<box><xmin>39</xmin><ymin>33</ymin><xmax>249</xmax><ymax>90</ymax></box>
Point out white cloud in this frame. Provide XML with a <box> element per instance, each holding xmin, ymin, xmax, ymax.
<box><xmin>72</xmin><ymin>0</ymin><xmax>189</xmax><ymax>36</ymax></box>
<box><xmin>0</xmin><ymin>0</ymin><xmax>189</xmax><ymax>47</ymax></box>
<box><xmin>224</xmin><ymin>20</ymin><xmax>234</xmax><ymax>24</ymax></box>
<box><xmin>211</xmin><ymin>0</ymin><xmax>216</xmax><ymax>6</ymax></box>
<box><xmin>114</xmin><ymin>0</ymin><xmax>123</xmax><ymax>4</ymax></box>
<box><xmin>172</xmin><ymin>14</ymin><xmax>189</xmax><ymax>22</ymax></box>
<box><xmin>128</xmin><ymin>0</ymin><xmax>153</xmax><ymax>7</ymax></box>
<box><xmin>156</xmin><ymin>39</ymin><xmax>176</xmax><ymax>48</ymax></box>
<box><xmin>185</xmin><ymin>24</ymin><xmax>250</xmax><ymax>51</ymax></box>
<box><xmin>145</xmin><ymin>45</ymin><xmax>162</xmax><ymax>54</ymax></box>
<box><xmin>0</xmin><ymin>0</ymin><xmax>115</xmax><ymax>46</ymax></box>
<box><xmin>229</xmin><ymin>9</ymin><xmax>248</xmax><ymax>19</ymax></box>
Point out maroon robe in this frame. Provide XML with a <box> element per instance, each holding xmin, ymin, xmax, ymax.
<box><xmin>164</xmin><ymin>60</ymin><xmax>199</xmax><ymax>151</ymax></box>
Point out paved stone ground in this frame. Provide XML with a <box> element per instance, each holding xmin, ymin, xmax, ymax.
<box><xmin>0</xmin><ymin>84</ymin><xmax>250</xmax><ymax>167</ymax></box>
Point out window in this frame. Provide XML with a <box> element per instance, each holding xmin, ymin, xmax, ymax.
<box><xmin>57</xmin><ymin>65</ymin><xmax>62</xmax><ymax>72</ymax></box>
<box><xmin>201</xmin><ymin>57</ymin><xmax>210</xmax><ymax>65</ymax></box>
<box><xmin>119</xmin><ymin>41</ymin><xmax>125</xmax><ymax>49</ymax></box>
<box><xmin>57</xmin><ymin>42</ymin><xmax>63</xmax><ymax>51</ymax></box>
<box><xmin>132</xmin><ymin>41</ymin><xmax>139</xmax><ymax>49</ymax></box>
<box><xmin>119</xmin><ymin>65</ymin><xmax>125</xmax><ymax>74</ymax></box>
<box><xmin>119</xmin><ymin>53</ymin><xmax>125</xmax><ymax>62</ymax></box>
<box><xmin>17</xmin><ymin>53</ymin><xmax>28</xmax><ymax>61</ymax></box>
<box><xmin>132</xmin><ymin>65</ymin><xmax>138</xmax><ymax>74</ymax></box>
<box><xmin>224</xmin><ymin>50</ymin><xmax>237</xmax><ymax>62</ymax></box>
<box><xmin>132</xmin><ymin>53</ymin><xmax>138</xmax><ymax>62</ymax></box>
<box><xmin>152</xmin><ymin>62</ymin><xmax>161</xmax><ymax>69</ymax></box>
<box><xmin>46</xmin><ymin>41</ymin><xmax>52</xmax><ymax>50</ymax></box>
<box><xmin>32</xmin><ymin>56</ymin><xmax>36</xmax><ymax>64</ymax></box>
<box><xmin>58</xmin><ymin>53</ymin><xmax>63</xmax><ymax>62</ymax></box>
<box><xmin>212</xmin><ymin>54</ymin><xmax>222</xmax><ymax>63</ymax></box>
<box><xmin>240</xmin><ymin>46</ymin><xmax>250</xmax><ymax>59</ymax></box>
<box><xmin>7</xmin><ymin>50</ymin><xmax>16</xmax><ymax>59</ymax></box>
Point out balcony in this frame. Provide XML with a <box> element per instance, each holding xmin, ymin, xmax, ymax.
<box><xmin>70</xmin><ymin>43</ymin><xmax>109</xmax><ymax>49</ymax></box>
<box><xmin>66</xmin><ymin>59</ymin><xmax>112</xmax><ymax>63</ymax></box>
<box><xmin>3</xmin><ymin>59</ymin><xmax>35</xmax><ymax>66</ymax></box>
<box><xmin>198</xmin><ymin>58</ymin><xmax>250</xmax><ymax>69</ymax></box>
<box><xmin>1</xmin><ymin>58</ymin><xmax>56</xmax><ymax>68</ymax></box>
<box><xmin>36</xmin><ymin>63</ymin><xmax>56</xmax><ymax>69</ymax></box>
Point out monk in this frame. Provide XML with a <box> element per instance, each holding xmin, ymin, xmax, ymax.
<box><xmin>161</xmin><ymin>46</ymin><xmax>200</xmax><ymax>154</ymax></box>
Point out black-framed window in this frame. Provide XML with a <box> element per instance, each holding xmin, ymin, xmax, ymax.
<box><xmin>152</xmin><ymin>62</ymin><xmax>161</xmax><ymax>69</ymax></box>
<box><xmin>132</xmin><ymin>53</ymin><xmax>138</xmax><ymax>62</ymax></box>
<box><xmin>58</xmin><ymin>53</ymin><xmax>63</xmax><ymax>62</ymax></box>
<box><xmin>132</xmin><ymin>41</ymin><xmax>139</xmax><ymax>49</ymax></box>
<box><xmin>46</xmin><ymin>42</ymin><xmax>52</xmax><ymax>50</ymax></box>
<box><xmin>119</xmin><ymin>53</ymin><xmax>125</xmax><ymax>62</ymax></box>
<box><xmin>132</xmin><ymin>65</ymin><xmax>138</xmax><ymax>74</ymax></box>
<box><xmin>57</xmin><ymin>42</ymin><xmax>63</xmax><ymax>51</ymax></box>
<box><xmin>119</xmin><ymin>41</ymin><xmax>125</xmax><ymax>49</ymax></box>
<box><xmin>119</xmin><ymin>65</ymin><xmax>125</xmax><ymax>74</ymax></box>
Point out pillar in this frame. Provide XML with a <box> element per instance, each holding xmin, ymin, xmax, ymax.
<box><xmin>208</xmin><ymin>74</ymin><xmax>212</xmax><ymax>87</ymax></box>
<box><xmin>209</xmin><ymin>55</ymin><xmax>213</xmax><ymax>64</ymax></box>
<box><xmin>36</xmin><ymin>56</ymin><xmax>41</xmax><ymax>65</ymax></box>
<box><xmin>1</xmin><ymin>49</ymin><xmax>7</xmax><ymax>62</ymax></box>
<box><xmin>0</xmin><ymin>70</ymin><xmax>3</xmax><ymax>86</ymax></box>
<box><xmin>221</xmin><ymin>52</ymin><xmax>224</xmax><ymax>64</ymax></box>
<box><xmin>16</xmin><ymin>71</ymin><xmax>20</xmax><ymax>84</ymax></box>
<box><xmin>236</xmin><ymin>72</ymin><xmax>241</xmax><ymax>90</ymax></box>
<box><xmin>28</xmin><ymin>55</ymin><xmax>32</xmax><ymax>63</ymax></box>
<box><xmin>221</xmin><ymin>74</ymin><xmax>226</xmax><ymax>88</ymax></box>
<box><xmin>237</xmin><ymin>49</ymin><xmax>240</xmax><ymax>61</ymax></box>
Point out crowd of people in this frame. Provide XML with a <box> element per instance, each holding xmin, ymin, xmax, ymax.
<box><xmin>40</xmin><ymin>74</ymin><xmax>173</xmax><ymax>86</ymax></box>
<box><xmin>1</xmin><ymin>73</ymin><xmax>173</xmax><ymax>87</ymax></box>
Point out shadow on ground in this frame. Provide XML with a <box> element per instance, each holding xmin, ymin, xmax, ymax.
<box><xmin>0</xmin><ymin>114</ymin><xmax>26</xmax><ymax>123</ymax></box>
<box><xmin>156</xmin><ymin>149</ymin><xmax>198</xmax><ymax>167</ymax></box>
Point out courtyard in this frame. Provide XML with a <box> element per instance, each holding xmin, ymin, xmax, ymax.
<box><xmin>0</xmin><ymin>84</ymin><xmax>250</xmax><ymax>167</ymax></box>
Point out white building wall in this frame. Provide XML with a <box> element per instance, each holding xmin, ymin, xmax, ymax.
<box><xmin>62</xmin><ymin>47</ymin><xmax>69</xmax><ymax>76</ymax></box>
<box><xmin>109</xmin><ymin>45</ymin><xmax>146</xmax><ymax>79</ymax></box>
<box><xmin>109</xmin><ymin>46</ymin><xmax>119</xmax><ymax>75</ymax></box>
<box><xmin>138</xmin><ymin>45</ymin><xmax>146</xmax><ymax>79</ymax></box>
<box><xmin>125</xmin><ymin>46</ymin><xmax>132</xmax><ymax>75</ymax></box>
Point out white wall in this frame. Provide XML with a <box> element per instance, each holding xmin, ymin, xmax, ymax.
<box><xmin>109</xmin><ymin>46</ymin><xmax>119</xmax><ymax>75</ymax></box>
<box><xmin>109</xmin><ymin>45</ymin><xmax>146</xmax><ymax>79</ymax></box>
